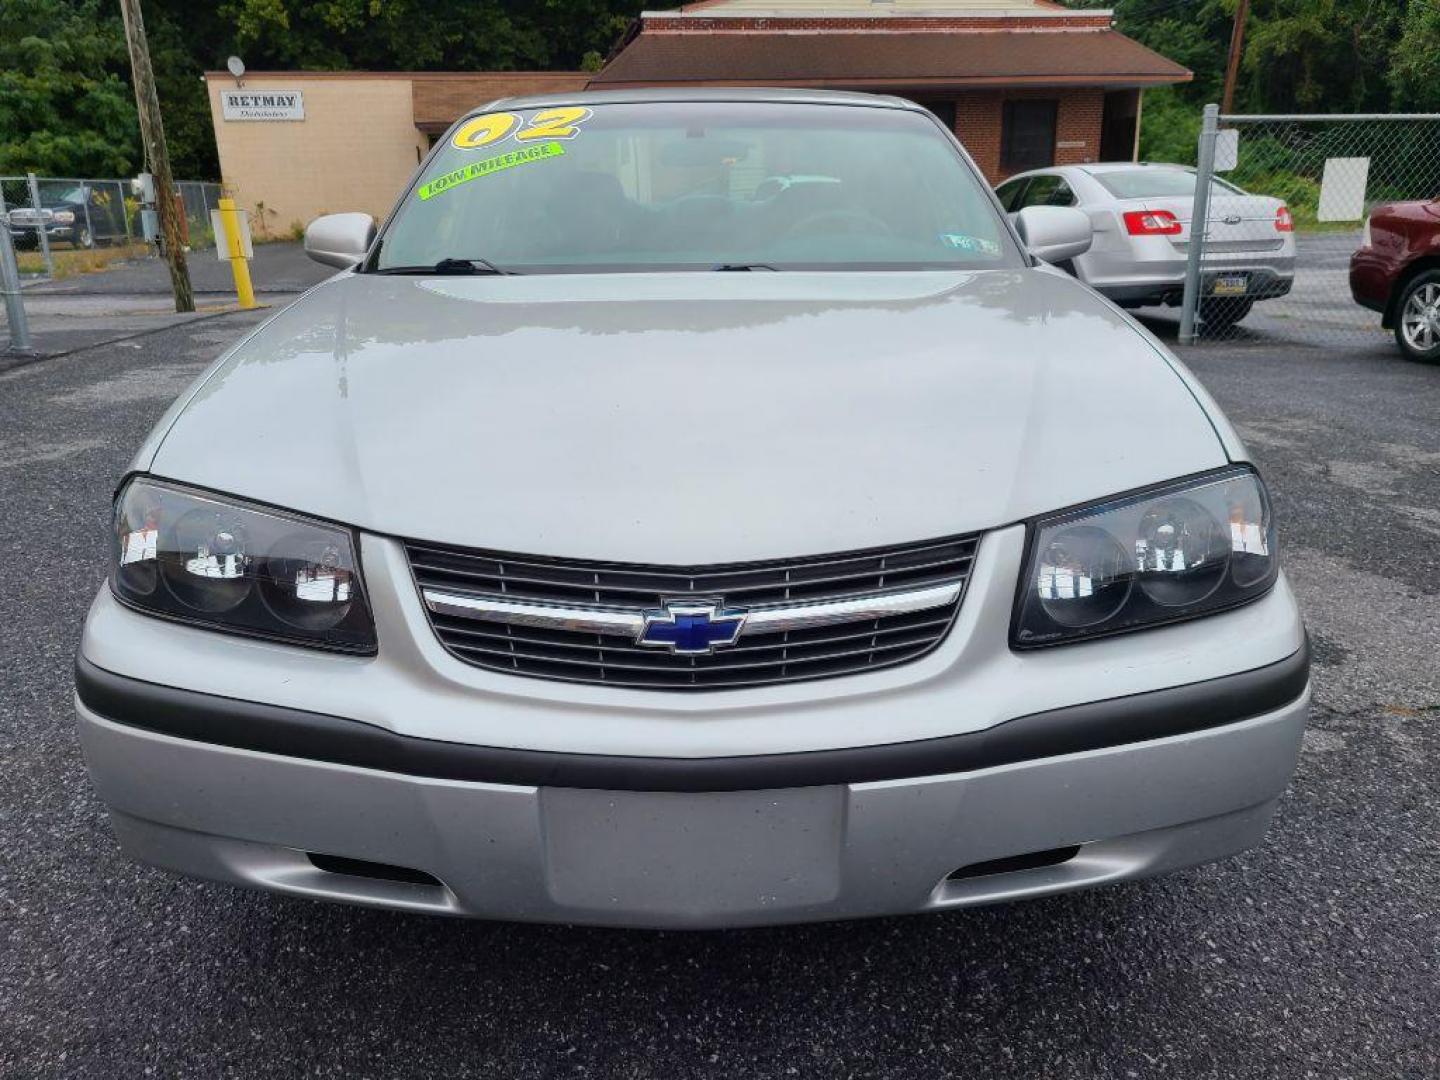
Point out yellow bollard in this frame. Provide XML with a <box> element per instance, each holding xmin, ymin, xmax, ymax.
<box><xmin>217</xmin><ymin>197</ymin><xmax>256</xmax><ymax>310</ymax></box>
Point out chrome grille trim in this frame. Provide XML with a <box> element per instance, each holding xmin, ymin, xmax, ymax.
<box><xmin>406</xmin><ymin>534</ymin><xmax>979</xmax><ymax>690</ymax></box>
<box><xmin>424</xmin><ymin>591</ymin><xmax>645</xmax><ymax>637</ymax></box>
<box><xmin>421</xmin><ymin>580</ymin><xmax>962</xmax><ymax>639</ymax></box>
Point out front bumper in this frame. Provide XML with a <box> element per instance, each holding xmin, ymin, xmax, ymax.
<box><xmin>9</xmin><ymin>224</ymin><xmax>75</xmax><ymax>244</ymax></box>
<box><xmin>77</xmin><ymin>656</ymin><xmax>1307</xmax><ymax>928</ymax></box>
<box><xmin>75</xmin><ymin>526</ymin><xmax>1310</xmax><ymax>927</ymax></box>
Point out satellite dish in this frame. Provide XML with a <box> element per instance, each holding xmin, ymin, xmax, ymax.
<box><xmin>226</xmin><ymin>56</ymin><xmax>246</xmax><ymax>80</ymax></box>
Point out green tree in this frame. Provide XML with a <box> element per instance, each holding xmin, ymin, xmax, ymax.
<box><xmin>215</xmin><ymin>0</ymin><xmax>639</xmax><ymax>71</ymax></box>
<box><xmin>1072</xmin><ymin>0</ymin><xmax>1418</xmax><ymax>159</ymax></box>
<box><xmin>0</xmin><ymin>0</ymin><xmax>138</xmax><ymax>176</ymax></box>
<box><xmin>143</xmin><ymin>0</ymin><xmax>229</xmax><ymax>179</ymax></box>
<box><xmin>1241</xmin><ymin>0</ymin><xmax>1404</xmax><ymax>113</ymax></box>
<box><xmin>1389</xmin><ymin>0</ymin><xmax>1440</xmax><ymax>110</ymax></box>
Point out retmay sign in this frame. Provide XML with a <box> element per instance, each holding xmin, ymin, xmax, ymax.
<box><xmin>221</xmin><ymin>90</ymin><xmax>305</xmax><ymax>122</ymax></box>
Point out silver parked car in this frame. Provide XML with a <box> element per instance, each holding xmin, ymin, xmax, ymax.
<box><xmin>996</xmin><ymin>163</ymin><xmax>1297</xmax><ymax>327</ymax></box>
<box><xmin>75</xmin><ymin>90</ymin><xmax>1309</xmax><ymax>929</ymax></box>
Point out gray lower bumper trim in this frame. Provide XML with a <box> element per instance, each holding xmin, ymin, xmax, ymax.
<box><xmin>74</xmin><ymin>642</ymin><xmax>1308</xmax><ymax>792</ymax></box>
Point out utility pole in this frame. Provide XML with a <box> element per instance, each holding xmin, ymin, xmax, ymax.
<box><xmin>1220</xmin><ymin>0</ymin><xmax>1250</xmax><ymax>116</ymax></box>
<box><xmin>118</xmin><ymin>0</ymin><xmax>194</xmax><ymax>313</ymax></box>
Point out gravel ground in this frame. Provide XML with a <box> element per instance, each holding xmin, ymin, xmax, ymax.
<box><xmin>1</xmin><ymin>309</ymin><xmax>1436</xmax><ymax>1079</ymax></box>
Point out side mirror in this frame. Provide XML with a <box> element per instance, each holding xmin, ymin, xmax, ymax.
<box><xmin>304</xmin><ymin>212</ymin><xmax>376</xmax><ymax>269</ymax></box>
<box><xmin>1014</xmin><ymin>205</ymin><xmax>1093</xmax><ymax>264</ymax></box>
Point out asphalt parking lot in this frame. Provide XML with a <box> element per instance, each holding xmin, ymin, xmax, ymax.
<box><xmin>1136</xmin><ymin>231</ymin><xmax>1378</xmax><ymax>347</ymax></box>
<box><xmin>2</xmin><ymin>286</ymin><xmax>1438</xmax><ymax>1078</ymax></box>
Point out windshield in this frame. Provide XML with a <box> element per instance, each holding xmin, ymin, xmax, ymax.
<box><xmin>375</xmin><ymin>101</ymin><xmax>1021</xmax><ymax>273</ymax></box>
<box><xmin>1091</xmin><ymin>168</ymin><xmax>1246</xmax><ymax>200</ymax></box>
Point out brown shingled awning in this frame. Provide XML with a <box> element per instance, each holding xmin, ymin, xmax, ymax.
<box><xmin>590</xmin><ymin>30</ymin><xmax>1191</xmax><ymax>89</ymax></box>
<box><xmin>409</xmin><ymin>72</ymin><xmax>591</xmax><ymax>132</ymax></box>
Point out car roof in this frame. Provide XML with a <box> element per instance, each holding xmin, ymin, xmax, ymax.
<box><xmin>1080</xmin><ymin>162</ymin><xmax>1193</xmax><ymax>175</ymax></box>
<box><xmin>467</xmin><ymin>87</ymin><xmax>921</xmax><ymax>118</ymax></box>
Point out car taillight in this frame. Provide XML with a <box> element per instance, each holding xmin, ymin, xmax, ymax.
<box><xmin>1275</xmin><ymin>206</ymin><xmax>1294</xmax><ymax>232</ymax></box>
<box><xmin>1123</xmin><ymin>210</ymin><xmax>1183</xmax><ymax>236</ymax></box>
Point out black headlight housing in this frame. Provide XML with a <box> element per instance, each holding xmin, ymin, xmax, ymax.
<box><xmin>1012</xmin><ymin>466</ymin><xmax>1278</xmax><ymax>648</ymax></box>
<box><xmin>110</xmin><ymin>477</ymin><xmax>377</xmax><ymax>653</ymax></box>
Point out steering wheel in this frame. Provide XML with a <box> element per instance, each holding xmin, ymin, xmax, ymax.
<box><xmin>783</xmin><ymin>209</ymin><xmax>894</xmax><ymax>239</ymax></box>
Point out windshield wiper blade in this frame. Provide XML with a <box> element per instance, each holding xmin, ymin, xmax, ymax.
<box><xmin>713</xmin><ymin>262</ymin><xmax>778</xmax><ymax>272</ymax></box>
<box><xmin>377</xmin><ymin>257</ymin><xmax>517</xmax><ymax>276</ymax></box>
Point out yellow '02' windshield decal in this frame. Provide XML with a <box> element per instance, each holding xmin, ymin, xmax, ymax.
<box><xmin>418</xmin><ymin>142</ymin><xmax>566</xmax><ymax>201</ymax></box>
<box><xmin>451</xmin><ymin>107</ymin><xmax>593</xmax><ymax>151</ymax></box>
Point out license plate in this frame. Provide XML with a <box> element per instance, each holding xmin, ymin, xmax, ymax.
<box><xmin>1211</xmin><ymin>274</ymin><xmax>1249</xmax><ymax>296</ymax></box>
<box><xmin>540</xmin><ymin>787</ymin><xmax>844</xmax><ymax>918</ymax></box>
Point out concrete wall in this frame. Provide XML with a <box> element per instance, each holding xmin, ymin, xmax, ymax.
<box><xmin>206</xmin><ymin>74</ymin><xmax>427</xmax><ymax>234</ymax></box>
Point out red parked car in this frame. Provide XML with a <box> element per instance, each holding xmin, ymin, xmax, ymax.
<box><xmin>1350</xmin><ymin>197</ymin><xmax>1440</xmax><ymax>363</ymax></box>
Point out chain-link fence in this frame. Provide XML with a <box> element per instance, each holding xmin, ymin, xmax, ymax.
<box><xmin>1180</xmin><ymin>108</ymin><xmax>1440</xmax><ymax>348</ymax></box>
<box><xmin>0</xmin><ymin>175</ymin><xmax>222</xmax><ymax>279</ymax></box>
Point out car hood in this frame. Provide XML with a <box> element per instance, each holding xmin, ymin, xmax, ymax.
<box><xmin>147</xmin><ymin>269</ymin><xmax>1227</xmax><ymax>564</ymax></box>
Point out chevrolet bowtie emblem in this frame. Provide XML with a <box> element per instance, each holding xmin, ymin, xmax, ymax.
<box><xmin>637</xmin><ymin>601</ymin><xmax>747</xmax><ymax>655</ymax></box>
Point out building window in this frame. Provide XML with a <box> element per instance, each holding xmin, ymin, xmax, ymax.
<box><xmin>1001</xmin><ymin>100</ymin><xmax>1058</xmax><ymax>173</ymax></box>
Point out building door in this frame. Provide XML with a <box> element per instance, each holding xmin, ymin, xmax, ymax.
<box><xmin>1100</xmin><ymin>90</ymin><xmax>1140</xmax><ymax>162</ymax></box>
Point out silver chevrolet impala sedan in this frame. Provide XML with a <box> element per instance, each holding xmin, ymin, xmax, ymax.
<box><xmin>75</xmin><ymin>90</ymin><xmax>1309</xmax><ymax>929</ymax></box>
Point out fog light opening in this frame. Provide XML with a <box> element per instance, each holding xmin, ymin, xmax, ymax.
<box><xmin>946</xmin><ymin>845</ymin><xmax>1083</xmax><ymax>882</ymax></box>
<box><xmin>306</xmin><ymin>852</ymin><xmax>443</xmax><ymax>888</ymax></box>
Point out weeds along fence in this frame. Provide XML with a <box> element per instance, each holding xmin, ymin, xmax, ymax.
<box><xmin>1181</xmin><ymin>108</ymin><xmax>1440</xmax><ymax>345</ymax></box>
<box><xmin>0</xmin><ymin>175</ymin><xmax>222</xmax><ymax>279</ymax></box>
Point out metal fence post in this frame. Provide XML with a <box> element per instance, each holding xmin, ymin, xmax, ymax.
<box><xmin>79</xmin><ymin>179</ymin><xmax>95</xmax><ymax>249</ymax></box>
<box><xmin>0</xmin><ymin>214</ymin><xmax>34</xmax><ymax>352</ymax></box>
<box><xmin>26</xmin><ymin>173</ymin><xmax>53</xmax><ymax>276</ymax></box>
<box><xmin>1179</xmin><ymin>103</ymin><xmax>1219</xmax><ymax>345</ymax></box>
<box><xmin>119</xmin><ymin>180</ymin><xmax>134</xmax><ymax>244</ymax></box>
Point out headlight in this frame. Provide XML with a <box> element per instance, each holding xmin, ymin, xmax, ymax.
<box><xmin>1013</xmin><ymin>467</ymin><xmax>1277</xmax><ymax>647</ymax></box>
<box><xmin>52</xmin><ymin>210</ymin><xmax>75</xmax><ymax>224</ymax></box>
<box><xmin>111</xmin><ymin>477</ymin><xmax>377</xmax><ymax>652</ymax></box>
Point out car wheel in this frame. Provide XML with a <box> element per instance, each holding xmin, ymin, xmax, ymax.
<box><xmin>1200</xmin><ymin>298</ymin><xmax>1254</xmax><ymax>329</ymax></box>
<box><xmin>76</xmin><ymin>227</ymin><xmax>94</xmax><ymax>250</ymax></box>
<box><xmin>1395</xmin><ymin>271</ymin><xmax>1440</xmax><ymax>364</ymax></box>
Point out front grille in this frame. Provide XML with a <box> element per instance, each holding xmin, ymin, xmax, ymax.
<box><xmin>406</xmin><ymin>534</ymin><xmax>979</xmax><ymax>690</ymax></box>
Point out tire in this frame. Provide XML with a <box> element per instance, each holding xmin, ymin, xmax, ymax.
<box><xmin>1200</xmin><ymin>298</ymin><xmax>1254</xmax><ymax>330</ymax></box>
<box><xmin>75</xmin><ymin>226</ymin><xmax>94</xmax><ymax>250</ymax></box>
<box><xmin>1394</xmin><ymin>270</ymin><xmax>1440</xmax><ymax>364</ymax></box>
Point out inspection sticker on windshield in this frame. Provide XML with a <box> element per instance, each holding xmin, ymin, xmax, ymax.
<box><xmin>940</xmin><ymin>233</ymin><xmax>1001</xmax><ymax>256</ymax></box>
<box><xmin>418</xmin><ymin>142</ymin><xmax>566</xmax><ymax>200</ymax></box>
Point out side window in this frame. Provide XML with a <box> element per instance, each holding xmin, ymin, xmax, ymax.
<box><xmin>1001</xmin><ymin>100</ymin><xmax>1058</xmax><ymax>173</ymax></box>
<box><xmin>1017</xmin><ymin>174</ymin><xmax>1074</xmax><ymax>209</ymax></box>
<box><xmin>995</xmin><ymin>178</ymin><xmax>1028</xmax><ymax>212</ymax></box>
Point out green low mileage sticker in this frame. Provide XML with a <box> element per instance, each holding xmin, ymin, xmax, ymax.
<box><xmin>418</xmin><ymin>141</ymin><xmax>566</xmax><ymax>200</ymax></box>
